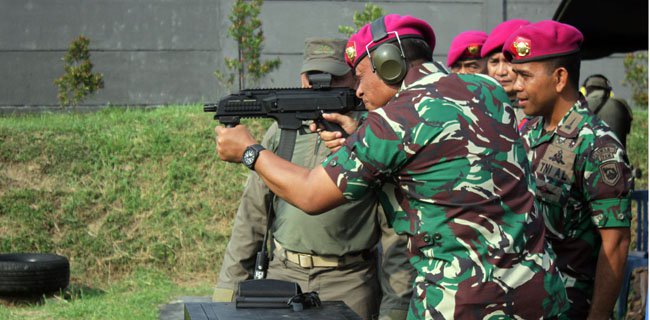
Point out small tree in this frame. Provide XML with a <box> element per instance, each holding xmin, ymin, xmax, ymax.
<box><xmin>622</xmin><ymin>51</ymin><xmax>648</xmax><ymax>108</ymax></box>
<box><xmin>338</xmin><ymin>3</ymin><xmax>385</xmax><ymax>38</ymax></box>
<box><xmin>215</xmin><ymin>0</ymin><xmax>280</xmax><ymax>92</ymax></box>
<box><xmin>54</xmin><ymin>35</ymin><xmax>104</xmax><ymax>108</ymax></box>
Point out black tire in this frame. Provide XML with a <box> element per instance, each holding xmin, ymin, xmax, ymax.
<box><xmin>0</xmin><ymin>253</ymin><xmax>70</xmax><ymax>296</ymax></box>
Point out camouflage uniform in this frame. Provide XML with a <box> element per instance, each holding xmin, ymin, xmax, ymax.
<box><xmin>215</xmin><ymin>121</ymin><xmax>414</xmax><ymax>320</ymax></box>
<box><xmin>322</xmin><ymin>62</ymin><xmax>568</xmax><ymax>319</ymax></box>
<box><xmin>520</xmin><ymin>97</ymin><xmax>633</xmax><ymax>318</ymax></box>
<box><xmin>512</xmin><ymin>100</ymin><xmax>528</xmax><ymax>129</ymax></box>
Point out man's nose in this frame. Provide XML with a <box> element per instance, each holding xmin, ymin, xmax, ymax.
<box><xmin>496</xmin><ymin>62</ymin><xmax>508</xmax><ymax>75</ymax></box>
<box><xmin>512</xmin><ymin>75</ymin><xmax>523</xmax><ymax>92</ymax></box>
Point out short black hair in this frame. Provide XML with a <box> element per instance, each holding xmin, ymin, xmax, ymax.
<box><xmin>545</xmin><ymin>53</ymin><xmax>581</xmax><ymax>90</ymax></box>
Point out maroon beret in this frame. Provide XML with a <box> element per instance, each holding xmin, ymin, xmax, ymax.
<box><xmin>447</xmin><ymin>30</ymin><xmax>488</xmax><ymax>67</ymax></box>
<box><xmin>345</xmin><ymin>14</ymin><xmax>436</xmax><ymax>68</ymax></box>
<box><xmin>503</xmin><ymin>20</ymin><xmax>583</xmax><ymax>63</ymax></box>
<box><xmin>481</xmin><ymin>19</ymin><xmax>530</xmax><ymax>57</ymax></box>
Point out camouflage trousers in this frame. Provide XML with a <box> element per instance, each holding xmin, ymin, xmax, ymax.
<box><xmin>406</xmin><ymin>249</ymin><xmax>567</xmax><ymax>319</ymax></box>
<box><xmin>558</xmin><ymin>273</ymin><xmax>592</xmax><ymax>319</ymax></box>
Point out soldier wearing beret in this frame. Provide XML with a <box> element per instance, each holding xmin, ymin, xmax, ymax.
<box><xmin>215</xmin><ymin>14</ymin><xmax>567</xmax><ymax>319</ymax></box>
<box><xmin>446</xmin><ymin>30</ymin><xmax>488</xmax><ymax>74</ymax></box>
<box><xmin>504</xmin><ymin>20</ymin><xmax>633</xmax><ymax>319</ymax></box>
<box><xmin>482</xmin><ymin>19</ymin><xmax>531</xmax><ymax>126</ymax></box>
<box><xmin>212</xmin><ymin>37</ymin><xmax>414</xmax><ymax>320</ymax></box>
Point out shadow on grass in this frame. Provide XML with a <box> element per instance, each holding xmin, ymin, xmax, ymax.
<box><xmin>0</xmin><ymin>283</ymin><xmax>106</xmax><ymax>307</ymax></box>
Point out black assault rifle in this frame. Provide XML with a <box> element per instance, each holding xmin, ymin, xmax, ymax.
<box><xmin>204</xmin><ymin>85</ymin><xmax>365</xmax><ymax>164</ymax></box>
<box><xmin>204</xmin><ymin>86</ymin><xmax>364</xmax><ymax>136</ymax></box>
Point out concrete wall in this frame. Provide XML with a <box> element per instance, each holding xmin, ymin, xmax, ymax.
<box><xmin>0</xmin><ymin>0</ymin><xmax>643</xmax><ymax>112</ymax></box>
<box><xmin>0</xmin><ymin>0</ymin><xmax>231</xmax><ymax>111</ymax></box>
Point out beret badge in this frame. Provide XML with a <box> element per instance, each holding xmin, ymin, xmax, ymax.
<box><xmin>466</xmin><ymin>44</ymin><xmax>480</xmax><ymax>55</ymax></box>
<box><xmin>345</xmin><ymin>43</ymin><xmax>356</xmax><ymax>63</ymax></box>
<box><xmin>512</xmin><ymin>37</ymin><xmax>531</xmax><ymax>57</ymax></box>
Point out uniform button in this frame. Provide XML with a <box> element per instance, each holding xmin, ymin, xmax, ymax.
<box><xmin>422</xmin><ymin>235</ymin><xmax>431</xmax><ymax>243</ymax></box>
<box><xmin>617</xmin><ymin>213</ymin><xmax>625</xmax><ymax>220</ymax></box>
<box><xmin>433</xmin><ymin>233</ymin><xmax>442</xmax><ymax>241</ymax></box>
<box><xmin>329</xmin><ymin>160</ymin><xmax>338</xmax><ymax>167</ymax></box>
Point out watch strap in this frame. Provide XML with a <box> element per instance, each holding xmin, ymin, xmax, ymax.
<box><xmin>243</xmin><ymin>144</ymin><xmax>266</xmax><ymax>170</ymax></box>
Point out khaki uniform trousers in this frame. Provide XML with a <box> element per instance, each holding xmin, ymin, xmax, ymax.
<box><xmin>267</xmin><ymin>246</ymin><xmax>381</xmax><ymax>320</ymax></box>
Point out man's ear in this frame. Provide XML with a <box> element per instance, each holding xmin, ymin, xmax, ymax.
<box><xmin>554</xmin><ymin>67</ymin><xmax>569</xmax><ymax>93</ymax></box>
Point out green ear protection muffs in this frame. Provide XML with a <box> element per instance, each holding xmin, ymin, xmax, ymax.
<box><xmin>368</xmin><ymin>17</ymin><xmax>407</xmax><ymax>85</ymax></box>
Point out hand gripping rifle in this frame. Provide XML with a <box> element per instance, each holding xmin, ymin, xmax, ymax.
<box><xmin>205</xmin><ymin>81</ymin><xmax>365</xmax><ymax>280</ymax></box>
<box><xmin>204</xmin><ymin>84</ymin><xmax>364</xmax><ymax>168</ymax></box>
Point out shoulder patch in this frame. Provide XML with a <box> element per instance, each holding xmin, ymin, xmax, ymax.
<box><xmin>592</xmin><ymin>145</ymin><xmax>619</xmax><ymax>162</ymax></box>
<box><xmin>599</xmin><ymin>162</ymin><xmax>621</xmax><ymax>186</ymax></box>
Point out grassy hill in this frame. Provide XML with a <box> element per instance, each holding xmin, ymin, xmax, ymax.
<box><xmin>0</xmin><ymin>105</ymin><xmax>647</xmax><ymax>318</ymax></box>
<box><xmin>1</xmin><ymin>106</ymin><xmax>648</xmax><ymax>284</ymax></box>
<box><xmin>0</xmin><ymin>106</ymin><xmax>271</xmax><ymax>287</ymax></box>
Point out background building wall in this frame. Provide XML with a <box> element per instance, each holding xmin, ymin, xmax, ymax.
<box><xmin>0</xmin><ymin>0</ymin><xmax>643</xmax><ymax>112</ymax></box>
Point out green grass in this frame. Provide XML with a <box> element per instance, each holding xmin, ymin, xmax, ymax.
<box><xmin>0</xmin><ymin>268</ymin><xmax>212</xmax><ymax>320</ymax></box>
<box><xmin>628</xmin><ymin>109</ymin><xmax>648</xmax><ymax>189</ymax></box>
<box><xmin>0</xmin><ymin>106</ymin><xmax>271</xmax><ymax>319</ymax></box>
<box><xmin>0</xmin><ymin>105</ymin><xmax>269</xmax><ymax>284</ymax></box>
<box><xmin>0</xmin><ymin>106</ymin><xmax>646</xmax><ymax>319</ymax></box>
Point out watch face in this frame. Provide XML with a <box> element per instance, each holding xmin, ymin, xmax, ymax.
<box><xmin>243</xmin><ymin>148</ymin><xmax>256</xmax><ymax>166</ymax></box>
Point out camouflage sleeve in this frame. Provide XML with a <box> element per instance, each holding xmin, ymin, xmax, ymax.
<box><xmin>214</xmin><ymin>124</ymin><xmax>278</xmax><ymax>293</ymax></box>
<box><xmin>583</xmin><ymin>137</ymin><xmax>633</xmax><ymax>228</ymax></box>
<box><xmin>321</xmin><ymin>110</ymin><xmax>418</xmax><ymax>200</ymax></box>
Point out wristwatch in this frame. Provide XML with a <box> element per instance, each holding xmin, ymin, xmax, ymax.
<box><xmin>242</xmin><ymin>144</ymin><xmax>266</xmax><ymax>170</ymax></box>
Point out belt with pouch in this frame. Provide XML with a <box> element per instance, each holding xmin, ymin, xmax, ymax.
<box><xmin>274</xmin><ymin>239</ymin><xmax>372</xmax><ymax>268</ymax></box>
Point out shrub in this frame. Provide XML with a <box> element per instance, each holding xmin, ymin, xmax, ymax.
<box><xmin>215</xmin><ymin>0</ymin><xmax>280</xmax><ymax>92</ymax></box>
<box><xmin>54</xmin><ymin>35</ymin><xmax>104</xmax><ymax>108</ymax></box>
<box><xmin>338</xmin><ymin>3</ymin><xmax>385</xmax><ymax>37</ymax></box>
<box><xmin>623</xmin><ymin>51</ymin><xmax>648</xmax><ymax>108</ymax></box>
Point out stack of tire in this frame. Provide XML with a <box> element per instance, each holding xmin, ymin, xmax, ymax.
<box><xmin>0</xmin><ymin>253</ymin><xmax>70</xmax><ymax>297</ymax></box>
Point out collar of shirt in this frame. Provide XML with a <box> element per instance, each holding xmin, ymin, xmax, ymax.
<box><xmin>399</xmin><ymin>62</ymin><xmax>446</xmax><ymax>91</ymax></box>
<box><xmin>529</xmin><ymin>96</ymin><xmax>588</xmax><ymax>148</ymax></box>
